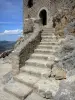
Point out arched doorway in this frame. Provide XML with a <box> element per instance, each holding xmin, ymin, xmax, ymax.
<box><xmin>39</xmin><ymin>10</ymin><xmax>47</xmax><ymax>25</ymax></box>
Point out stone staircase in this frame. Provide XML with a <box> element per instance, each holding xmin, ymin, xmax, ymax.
<box><xmin>4</xmin><ymin>27</ymin><xmax>60</xmax><ymax>100</ymax></box>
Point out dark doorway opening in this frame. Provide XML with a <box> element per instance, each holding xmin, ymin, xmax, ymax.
<box><xmin>39</xmin><ymin>10</ymin><xmax>47</xmax><ymax>25</ymax></box>
<box><xmin>27</xmin><ymin>0</ymin><xmax>33</xmax><ymax>8</ymax></box>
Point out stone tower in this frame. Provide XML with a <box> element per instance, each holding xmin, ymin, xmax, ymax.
<box><xmin>23</xmin><ymin>0</ymin><xmax>57</xmax><ymax>34</ymax></box>
<box><xmin>23</xmin><ymin>0</ymin><xmax>75</xmax><ymax>34</ymax></box>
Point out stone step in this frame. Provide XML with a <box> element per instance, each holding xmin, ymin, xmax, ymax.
<box><xmin>41</xmin><ymin>32</ymin><xmax>55</xmax><ymax>35</ymax></box>
<box><xmin>37</xmin><ymin>45</ymin><xmax>59</xmax><ymax>49</ymax></box>
<box><xmin>41</xmin><ymin>37</ymin><xmax>56</xmax><ymax>41</ymax></box>
<box><xmin>41</xmin><ymin>39</ymin><xmax>58</xmax><ymax>42</ymax></box>
<box><xmin>0</xmin><ymin>89</ymin><xmax>20</xmax><ymax>100</ymax></box>
<box><xmin>41</xmin><ymin>33</ymin><xmax>55</xmax><ymax>35</ymax></box>
<box><xmin>43</xmin><ymin>30</ymin><xmax>55</xmax><ymax>33</ymax></box>
<box><xmin>41</xmin><ymin>33</ymin><xmax>55</xmax><ymax>36</ymax></box>
<box><xmin>42</xmin><ymin>32</ymin><xmax>55</xmax><ymax>34</ymax></box>
<box><xmin>25</xmin><ymin>92</ymin><xmax>47</xmax><ymax>100</ymax></box>
<box><xmin>25</xmin><ymin>58</ymin><xmax>48</xmax><ymax>67</ymax></box>
<box><xmin>30</xmin><ymin>53</ymin><xmax>55</xmax><ymax>60</ymax></box>
<box><xmin>34</xmin><ymin>78</ymin><xmax>60</xmax><ymax>98</ymax></box>
<box><xmin>40</xmin><ymin>42</ymin><xmax>59</xmax><ymax>45</ymax></box>
<box><xmin>21</xmin><ymin>66</ymin><xmax>51</xmax><ymax>78</ymax></box>
<box><xmin>43</xmin><ymin>27</ymin><xmax>54</xmax><ymax>29</ymax></box>
<box><xmin>41</xmin><ymin>36</ymin><xmax>56</xmax><ymax>39</ymax></box>
<box><xmin>30</xmin><ymin>53</ymin><xmax>49</xmax><ymax>60</ymax></box>
<box><xmin>43</xmin><ymin>29</ymin><xmax>55</xmax><ymax>31</ymax></box>
<box><xmin>14</xmin><ymin>73</ymin><xmax>40</xmax><ymax>87</ymax></box>
<box><xmin>4</xmin><ymin>81</ymin><xmax>32</xmax><ymax>100</ymax></box>
<box><xmin>34</xmin><ymin>48</ymin><xmax>56</xmax><ymax>54</ymax></box>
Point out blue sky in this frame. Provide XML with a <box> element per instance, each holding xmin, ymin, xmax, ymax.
<box><xmin>0</xmin><ymin>0</ymin><xmax>23</xmax><ymax>41</ymax></box>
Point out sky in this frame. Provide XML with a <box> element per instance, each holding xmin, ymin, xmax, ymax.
<box><xmin>0</xmin><ymin>0</ymin><xmax>23</xmax><ymax>41</ymax></box>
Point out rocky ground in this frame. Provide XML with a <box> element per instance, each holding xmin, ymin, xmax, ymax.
<box><xmin>51</xmin><ymin>6</ymin><xmax>75</xmax><ymax>100</ymax></box>
<box><xmin>0</xmin><ymin>57</ymin><xmax>18</xmax><ymax>100</ymax></box>
<box><xmin>0</xmin><ymin>56</ymin><xmax>12</xmax><ymax>83</ymax></box>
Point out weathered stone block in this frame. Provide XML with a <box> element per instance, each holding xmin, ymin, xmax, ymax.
<box><xmin>24</xmin><ymin>18</ymin><xmax>34</xmax><ymax>34</ymax></box>
<box><xmin>51</xmin><ymin>66</ymin><xmax>66</xmax><ymax>80</ymax></box>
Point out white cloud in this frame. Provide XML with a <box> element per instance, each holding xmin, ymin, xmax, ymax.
<box><xmin>0</xmin><ymin>29</ymin><xmax>23</xmax><ymax>35</ymax></box>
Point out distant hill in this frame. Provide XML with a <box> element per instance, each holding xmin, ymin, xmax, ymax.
<box><xmin>0</xmin><ymin>41</ymin><xmax>15</xmax><ymax>53</ymax></box>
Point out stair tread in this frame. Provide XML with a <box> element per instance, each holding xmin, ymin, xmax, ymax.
<box><xmin>4</xmin><ymin>81</ymin><xmax>32</xmax><ymax>99</ymax></box>
<box><xmin>42</xmin><ymin>32</ymin><xmax>55</xmax><ymax>35</ymax></box>
<box><xmin>41</xmin><ymin>36</ymin><xmax>57</xmax><ymax>41</ymax></box>
<box><xmin>42</xmin><ymin>36</ymin><xmax>56</xmax><ymax>38</ymax></box>
<box><xmin>43</xmin><ymin>29</ymin><xmax>55</xmax><ymax>32</ymax></box>
<box><xmin>31</xmin><ymin>53</ymin><xmax>55</xmax><ymax>58</ymax></box>
<box><xmin>41</xmin><ymin>39</ymin><xmax>58</xmax><ymax>42</ymax></box>
<box><xmin>26</xmin><ymin>59</ymin><xmax>48</xmax><ymax>64</ymax></box>
<box><xmin>38</xmin><ymin>44</ymin><xmax>58</xmax><ymax>46</ymax></box>
<box><xmin>37</xmin><ymin>45</ymin><xmax>59</xmax><ymax>49</ymax></box>
<box><xmin>25</xmin><ymin>92</ymin><xmax>47</xmax><ymax>100</ymax></box>
<box><xmin>14</xmin><ymin>73</ymin><xmax>40</xmax><ymax>86</ymax></box>
<box><xmin>36</xmin><ymin>47</ymin><xmax>56</xmax><ymax>51</ymax></box>
<box><xmin>31</xmin><ymin>53</ymin><xmax>50</xmax><ymax>57</ymax></box>
<box><xmin>21</xmin><ymin>66</ymin><xmax>51</xmax><ymax>76</ymax></box>
<box><xmin>0</xmin><ymin>88</ymin><xmax>19</xmax><ymax>100</ymax></box>
<box><xmin>40</xmin><ymin>42</ymin><xmax>59</xmax><ymax>46</ymax></box>
<box><xmin>30</xmin><ymin>53</ymin><xmax>57</xmax><ymax>60</ymax></box>
<box><xmin>34</xmin><ymin>78</ymin><xmax>60</xmax><ymax>97</ymax></box>
<box><xmin>40</xmin><ymin>41</ymin><xmax>58</xmax><ymax>43</ymax></box>
<box><xmin>35</xmin><ymin>48</ymin><xmax>55</xmax><ymax>52</ymax></box>
<box><xmin>25</xmin><ymin>58</ymin><xmax>53</xmax><ymax>67</ymax></box>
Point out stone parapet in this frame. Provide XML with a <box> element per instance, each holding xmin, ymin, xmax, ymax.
<box><xmin>23</xmin><ymin>18</ymin><xmax>42</xmax><ymax>35</ymax></box>
<box><xmin>24</xmin><ymin>18</ymin><xmax>34</xmax><ymax>34</ymax></box>
<box><xmin>11</xmin><ymin>23</ymin><xmax>42</xmax><ymax>75</ymax></box>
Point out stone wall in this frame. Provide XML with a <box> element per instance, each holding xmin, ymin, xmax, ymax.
<box><xmin>11</xmin><ymin>23</ymin><xmax>41</xmax><ymax>75</ymax></box>
<box><xmin>23</xmin><ymin>18</ymin><xmax>34</xmax><ymax>34</ymax></box>
<box><xmin>24</xmin><ymin>0</ymin><xmax>52</xmax><ymax>18</ymax></box>
<box><xmin>24</xmin><ymin>0</ymin><xmax>75</xmax><ymax>19</ymax></box>
<box><xmin>52</xmin><ymin>4</ymin><xmax>75</xmax><ymax>38</ymax></box>
<box><xmin>56</xmin><ymin>0</ymin><xmax>75</xmax><ymax>10</ymax></box>
<box><xmin>23</xmin><ymin>0</ymin><xmax>57</xmax><ymax>33</ymax></box>
<box><xmin>23</xmin><ymin>0</ymin><xmax>75</xmax><ymax>34</ymax></box>
<box><xmin>23</xmin><ymin>18</ymin><xmax>42</xmax><ymax>35</ymax></box>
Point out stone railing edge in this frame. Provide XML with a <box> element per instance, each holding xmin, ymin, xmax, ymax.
<box><xmin>11</xmin><ymin>28</ymin><xmax>42</xmax><ymax>75</ymax></box>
